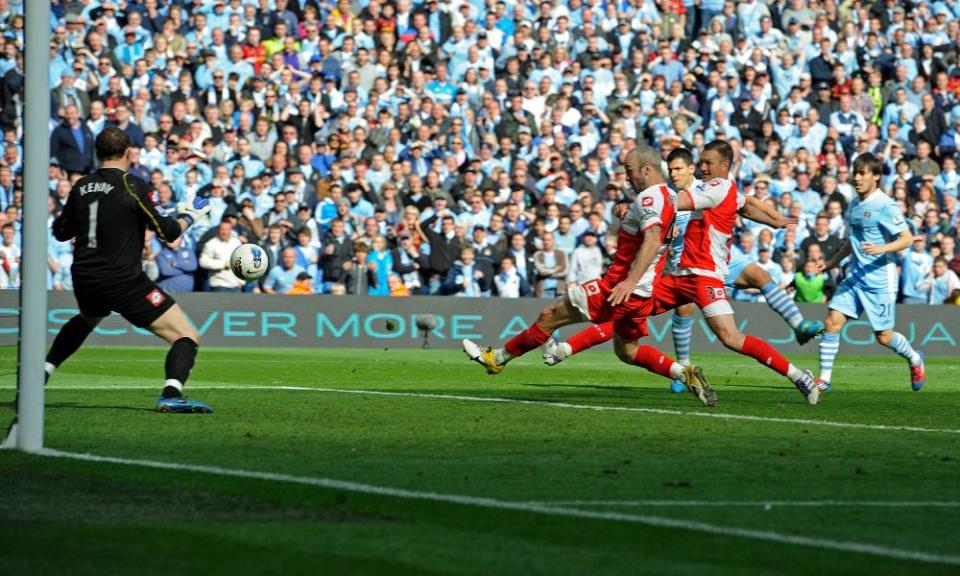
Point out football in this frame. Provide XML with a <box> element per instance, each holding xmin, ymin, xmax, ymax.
<box><xmin>230</xmin><ymin>243</ymin><xmax>268</xmax><ymax>281</ymax></box>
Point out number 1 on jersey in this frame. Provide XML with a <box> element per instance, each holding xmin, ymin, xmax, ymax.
<box><xmin>88</xmin><ymin>199</ymin><xmax>99</xmax><ymax>249</ymax></box>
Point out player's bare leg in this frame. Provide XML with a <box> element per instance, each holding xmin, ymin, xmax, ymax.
<box><xmin>612</xmin><ymin>334</ymin><xmax>716</xmax><ymax>407</ymax></box>
<box><xmin>463</xmin><ymin>295</ymin><xmax>584</xmax><ymax>374</ymax></box>
<box><xmin>148</xmin><ymin>304</ymin><xmax>211</xmax><ymax>413</ymax></box>
<box><xmin>705</xmin><ymin>313</ymin><xmax>819</xmax><ymax>404</ymax></box>
<box><xmin>817</xmin><ymin>312</ymin><xmax>925</xmax><ymax>392</ymax></box>
<box><xmin>44</xmin><ymin>314</ymin><xmax>104</xmax><ymax>383</ymax></box>
<box><xmin>737</xmin><ymin>264</ymin><xmax>824</xmax><ymax>344</ymax></box>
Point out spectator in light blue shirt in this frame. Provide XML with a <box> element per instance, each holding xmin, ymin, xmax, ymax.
<box><xmin>650</xmin><ymin>46</ymin><xmax>685</xmax><ymax>89</ymax></box>
<box><xmin>901</xmin><ymin>236</ymin><xmax>934</xmax><ymax>304</ymax></box>
<box><xmin>426</xmin><ymin>63</ymin><xmax>457</xmax><ymax>105</ymax></box>
<box><xmin>792</xmin><ymin>172</ymin><xmax>824</xmax><ymax>217</ymax></box>
<box><xmin>263</xmin><ymin>248</ymin><xmax>306</xmax><ymax>294</ymax></box>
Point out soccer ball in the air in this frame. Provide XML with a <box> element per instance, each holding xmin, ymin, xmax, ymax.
<box><xmin>230</xmin><ymin>243</ymin><xmax>268</xmax><ymax>281</ymax></box>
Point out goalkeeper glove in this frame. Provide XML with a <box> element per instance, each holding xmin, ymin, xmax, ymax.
<box><xmin>177</xmin><ymin>190</ymin><xmax>211</xmax><ymax>228</ymax></box>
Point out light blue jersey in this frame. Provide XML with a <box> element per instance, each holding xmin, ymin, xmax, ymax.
<box><xmin>668</xmin><ymin>209</ymin><xmax>692</xmax><ymax>271</ymax></box>
<box><xmin>725</xmin><ymin>251</ymin><xmax>751</xmax><ymax>287</ymax></box>
<box><xmin>666</xmin><ymin>179</ymin><xmax>698</xmax><ymax>272</ymax></box>
<box><xmin>846</xmin><ymin>191</ymin><xmax>907</xmax><ymax>293</ymax></box>
<box><xmin>830</xmin><ymin>191</ymin><xmax>907</xmax><ymax>331</ymax></box>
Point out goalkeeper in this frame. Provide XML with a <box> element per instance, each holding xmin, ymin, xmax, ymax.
<box><xmin>45</xmin><ymin>127</ymin><xmax>214</xmax><ymax>413</ymax></box>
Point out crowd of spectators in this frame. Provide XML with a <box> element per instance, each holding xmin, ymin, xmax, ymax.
<box><xmin>0</xmin><ymin>0</ymin><xmax>959</xmax><ymax>305</ymax></box>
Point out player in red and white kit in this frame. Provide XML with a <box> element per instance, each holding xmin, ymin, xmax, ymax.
<box><xmin>659</xmin><ymin>142</ymin><xmax>818</xmax><ymax>403</ymax></box>
<box><xmin>543</xmin><ymin>142</ymin><xmax>820</xmax><ymax>404</ymax></box>
<box><xmin>462</xmin><ymin>146</ymin><xmax>715</xmax><ymax>405</ymax></box>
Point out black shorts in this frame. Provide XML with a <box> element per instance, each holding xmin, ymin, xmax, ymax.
<box><xmin>74</xmin><ymin>272</ymin><xmax>176</xmax><ymax>328</ymax></box>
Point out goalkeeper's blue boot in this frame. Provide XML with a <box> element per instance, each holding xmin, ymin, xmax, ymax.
<box><xmin>156</xmin><ymin>395</ymin><xmax>213</xmax><ymax>413</ymax></box>
<box><xmin>670</xmin><ymin>379</ymin><xmax>686</xmax><ymax>394</ymax></box>
<box><xmin>794</xmin><ymin>320</ymin><xmax>825</xmax><ymax>345</ymax></box>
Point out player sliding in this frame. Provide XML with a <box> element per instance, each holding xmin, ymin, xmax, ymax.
<box><xmin>463</xmin><ymin>146</ymin><xmax>717</xmax><ymax>406</ymax></box>
<box><xmin>547</xmin><ymin>142</ymin><xmax>819</xmax><ymax>404</ymax></box>
<box><xmin>815</xmin><ymin>152</ymin><xmax>925</xmax><ymax>392</ymax></box>
<box><xmin>45</xmin><ymin>127</ymin><xmax>214</xmax><ymax>413</ymax></box>
<box><xmin>545</xmin><ymin>148</ymin><xmax>824</xmax><ymax>394</ymax></box>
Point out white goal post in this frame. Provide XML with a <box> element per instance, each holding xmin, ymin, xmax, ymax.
<box><xmin>2</xmin><ymin>1</ymin><xmax>50</xmax><ymax>452</ymax></box>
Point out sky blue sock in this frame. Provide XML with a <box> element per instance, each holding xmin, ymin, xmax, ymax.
<box><xmin>819</xmin><ymin>332</ymin><xmax>840</xmax><ymax>382</ymax></box>
<box><xmin>760</xmin><ymin>281</ymin><xmax>803</xmax><ymax>329</ymax></box>
<box><xmin>884</xmin><ymin>332</ymin><xmax>921</xmax><ymax>365</ymax></box>
<box><xmin>672</xmin><ymin>314</ymin><xmax>694</xmax><ymax>367</ymax></box>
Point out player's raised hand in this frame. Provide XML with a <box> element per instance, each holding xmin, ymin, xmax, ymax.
<box><xmin>607</xmin><ymin>280</ymin><xmax>633</xmax><ymax>306</ymax></box>
<box><xmin>613</xmin><ymin>202</ymin><xmax>630</xmax><ymax>220</ymax></box>
<box><xmin>862</xmin><ymin>242</ymin><xmax>884</xmax><ymax>255</ymax></box>
<box><xmin>177</xmin><ymin>190</ymin><xmax>211</xmax><ymax>227</ymax></box>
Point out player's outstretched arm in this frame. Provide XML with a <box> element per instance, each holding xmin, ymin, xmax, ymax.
<box><xmin>607</xmin><ymin>224</ymin><xmax>662</xmax><ymax>306</ymax></box>
<box><xmin>125</xmin><ymin>173</ymin><xmax>184</xmax><ymax>243</ymax></box>
<box><xmin>739</xmin><ymin>196</ymin><xmax>796</xmax><ymax>228</ymax></box>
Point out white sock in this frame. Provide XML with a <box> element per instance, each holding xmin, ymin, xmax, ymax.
<box><xmin>786</xmin><ymin>364</ymin><xmax>805</xmax><ymax>381</ymax></box>
<box><xmin>494</xmin><ymin>348</ymin><xmax>511</xmax><ymax>364</ymax></box>
<box><xmin>44</xmin><ymin>362</ymin><xmax>56</xmax><ymax>376</ymax></box>
<box><xmin>164</xmin><ymin>379</ymin><xmax>183</xmax><ymax>393</ymax></box>
<box><xmin>559</xmin><ymin>342</ymin><xmax>572</xmax><ymax>358</ymax></box>
<box><xmin>820</xmin><ymin>369</ymin><xmax>833</xmax><ymax>383</ymax></box>
<box><xmin>668</xmin><ymin>363</ymin><xmax>685</xmax><ymax>380</ymax></box>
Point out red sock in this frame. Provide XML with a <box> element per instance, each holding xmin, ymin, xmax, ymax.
<box><xmin>504</xmin><ymin>323</ymin><xmax>551</xmax><ymax>358</ymax></box>
<box><xmin>632</xmin><ymin>345</ymin><xmax>676</xmax><ymax>379</ymax></box>
<box><xmin>741</xmin><ymin>335</ymin><xmax>790</xmax><ymax>376</ymax></box>
<box><xmin>568</xmin><ymin>322</ymin><xmax>614</xmax><ymax>354</ymax></box>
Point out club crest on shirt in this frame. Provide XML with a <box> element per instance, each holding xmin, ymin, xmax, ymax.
<box><xmin>146</xmin><ymin>288</ymin><xmax>166</xmax><ymax>307</ymax></box>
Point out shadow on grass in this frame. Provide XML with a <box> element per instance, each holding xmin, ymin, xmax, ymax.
<box><xmin>47</xmin><ymin>402</ymin><xmax>155</xmax><ymax>413</ymax></box>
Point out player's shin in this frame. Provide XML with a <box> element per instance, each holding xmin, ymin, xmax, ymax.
<box><xmin>883</xmin><ymin>332</ymin><xmax>922</xmax><ymax>365</ymax></box>
<box><xmin>632</xmin><ymin>345</ymin><xmax>685</xmax><ymax>380</ymax></box>
<box><xmin>760</xmin><ymin>281</ymin><xmax>803</xmax><ymax>329</ymax></box>
<box><xmin>45</xmin><ymin>315</ymin><xmax>96</xmax><ymax>378</ymax></box>
<box><xmin>740</xmin><ymin>335</ymin><xmax>799</xmax><ymax>378</ymax></box>
<box><xmin>501</xmin><ymin>323</ymin><xmax>552</xmax><ymax>364</ymax></box>
<box><xmin>567</xmin><ymin>322</ymin><xmax>614</xmax><ymax>354</ymax></box>
<box><xmin>671</xmin><ymin>314</ymin><xmax>694</xmax><ymax>366</ymax></box>
<box><xmin>819</xmin><ymin>332</ymin><xmax>841</xmax><ymax>383</ymax></box>
<box><xmin>163</xmin><ymin>337</ymin><xmax>199</xmax><ymax>398</ymax></box>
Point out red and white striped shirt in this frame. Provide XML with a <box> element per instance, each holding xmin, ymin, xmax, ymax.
<box><xmin>604</xmin><ymin>183</ymin><xmax>677</xmax><ymax>297</ymax></box>
<box><xmin>674</xmin><ymin>178</ymin><xmax>745</xmax><ymax>280</ymax></box>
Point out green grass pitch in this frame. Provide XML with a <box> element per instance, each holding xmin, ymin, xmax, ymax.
<box><xmin>1</xmin><ymin>345</ymin><xmax>958</xmax><ymax>575</ymax></box>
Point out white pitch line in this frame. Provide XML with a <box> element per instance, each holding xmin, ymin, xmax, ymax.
<box><xmin>10</xmin><ymin>356</ymin><xmax>958</xmax><ymax>370</ymax></box>
<box><xmin>524</xmin><ymin>500</ymin><xmax>960</xmax><ymax>508</ymax></box>
<box><xmin>32</xmin><ymin>448</ymin><xmax>960</xmax><ymax>567</ymax></box>
<box><xmin>9</xmin><ymin>384</ymin><xmax>960</xmax><ymax>435</ymax></box>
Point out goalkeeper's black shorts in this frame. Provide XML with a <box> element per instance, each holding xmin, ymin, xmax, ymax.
<box><xmin>73</xmin><ymin>272</ymin><xmax>176</xmax><ymax>328</ymax></box>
